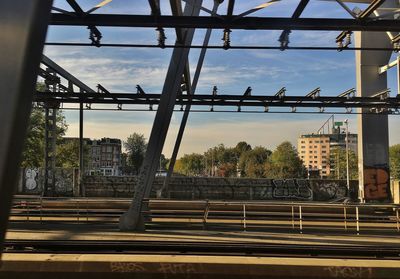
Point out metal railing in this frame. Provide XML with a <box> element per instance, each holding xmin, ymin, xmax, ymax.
<box><xmin>10</xmin><ymin>196</ymin><xmax>400</xmax><ymax>234</ymax></box>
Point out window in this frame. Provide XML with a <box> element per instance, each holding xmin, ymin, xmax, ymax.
<box><xmin>314</xmin><ymin>156</ymin><xmax>318</xmax><ymax>158</ymax></box>
<box><xmin>309</xmin><ymin>141</ymin><xmax>313</xmax><ymax>143</ymax></box>
<box><xmin>322</xmin><ymin>146</ymin><xmax>326</xmax><ymax>149</ymax></box>
<box><xmin>301</xmin><ymin>140</ymin><xmax>305</xmax><ymax>143</ymax></box>
<box><xmin>301</xmin><ymin>151</ymin><xmax>305</xmax><ymax>153</ymax></box>
<box><xmin>322</xmin><ymin>150</ymin><xmax>326</xmax><ymax>153</ymax></box>
<box><xmin>309</xmin><ymin>146</ymin><xmax>313</xmax><ymax>149</ymax></box>
<box><xmin>301</xmin><ymin>146</ymin><xmax>305</xmax><ymax>149</ymax></box>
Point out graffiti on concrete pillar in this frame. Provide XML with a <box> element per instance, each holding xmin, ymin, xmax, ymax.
<box><xmin>272</xmin><ymin>179</ymin><xmax>313</xmax><ymax>200</ymax></box>
<box><xmin>25</xmin><ymin>168</ymin><xmax>38</xmax><ymax>190</ymax></box>
<box><xmin>364</xmin><ymin>166</ymin><xmax>390</xmax><ymax>201</ymax></box>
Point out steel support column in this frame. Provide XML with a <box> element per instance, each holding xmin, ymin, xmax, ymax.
<box><xmin>355</xmin><ymin>0</ymin><xmax>399</xmax><ymax>203</ymax></box>
<box><xmin>119</xmin><ymin>0</ymin><xmax>203</xmax><ymax>231</ymax></box>
<box><xmin>0</xmin><ymin>0</ymin><xmax>53</xmax><ymax>252</ymax></box>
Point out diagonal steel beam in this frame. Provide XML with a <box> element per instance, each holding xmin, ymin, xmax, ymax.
<box><xmin>160</xmin><ymin>0</ymin><xmax>222</xmax><ymax>198</ymax></box>
<box><xmin>119</xmin><ymin>0</ymin><xmax>203</xmax><ymax>231</ymax></box>
<box><xmin>279</xmin><ymin>0</ymin><xmax>310</xmax><ymax>49</ymax></box>
<box><xmin>66</xmin><ymin>0</ymin><xmax>102</xmax><ymax>46</ymax></box>
<box><xmin>41</xmin><ymin>55</ymin><xmax>95</xmax><ymax>93</ymax></box>
<box><xmin>0</xmin><ymin>0</ymin><xmax>53</xmax><ymax>254</ymax></box>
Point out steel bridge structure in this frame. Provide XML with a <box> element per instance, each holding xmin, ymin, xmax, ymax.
<box><xmin>1</xmin><ymin>0</ymin><xmax>400</xmax><ymax>253</ymax></box>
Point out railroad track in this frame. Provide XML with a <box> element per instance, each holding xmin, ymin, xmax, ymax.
<box><xmin>4</xmin><ymin>239</ymin><xmax>400</xmax><ymax>259</ymax></box>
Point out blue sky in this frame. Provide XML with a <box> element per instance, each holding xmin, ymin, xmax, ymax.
<box><xmin>44</xmin><ymin>0</ymin><xmax>400</xmax><ymax>156</ymax></box>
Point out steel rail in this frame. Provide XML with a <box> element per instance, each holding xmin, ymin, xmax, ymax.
<box><xmin>4</xmin><ymin>239</ymin><xmax>400</xmax><ymax>258</ymax></box>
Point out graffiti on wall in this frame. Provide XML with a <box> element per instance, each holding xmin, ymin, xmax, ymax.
<box><xmin>25</xmin><ymin>168</ymin><xmax>38</xmax><ymax>191</ymax></box>
<box><xmin>312</xmin><ymin>181</ymin><xmax>348</xmax><ymax>201</ymax></box>
<box><xmin>364</xmin><ymin>166</ymin><xmax>390</xmax><ymax>201</ymax></box>
<box><xmin>272</xmin><ymin>179</ymin><xmax>313</xmax><ymax>200</ymax></box>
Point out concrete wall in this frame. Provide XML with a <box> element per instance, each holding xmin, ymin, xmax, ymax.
<box><xmin>83</xmin><ymin>176</ymin><xmax>358</xmax><ymax>202</ymax></box>
<box><xmin>16</xmin><ymin>168</ymin><xmax>76</xmax><ymax>196</ymax></box>
<box><xmin>15</xmin><ymin>170</ymin><xmax>358</xmax><ymax>201</ymax></box>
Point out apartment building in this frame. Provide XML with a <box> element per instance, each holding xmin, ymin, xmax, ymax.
<box><xmin>297</xmin><ymin>124</ymin><xmax>357</xmax><ymax>178</ymax></box>
<box><xmin>87</xmin><ymin>137</ymin><xmax>122</xmax><ymax>176</ymax></box>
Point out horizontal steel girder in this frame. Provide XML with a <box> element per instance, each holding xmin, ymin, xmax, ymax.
<box><xmin>34</xmin><ymin>91</ymin><xmax>400</xmax><ymax>109</ymax></box>
<box><xmin>49</xmin><ymin>14</ymin><xmax>400</xmax><ymax>32</ymax></box>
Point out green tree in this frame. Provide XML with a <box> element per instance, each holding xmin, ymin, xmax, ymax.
<box><xmin>159</xmin><ymin>154</ymin><xmax>169</xmax><ymax>170</ymax></box>
<box><xmin>176</xmin><ymin>153</ymin><xmax>205</xmax><ymax>176</ymax></box>
<box><xmin>329</xmin><ymin>147</ymin><xmax>358</xmax><ymax>180</ymax></box>
<box><xmin>264</xmin><ymin>141</ymin><xmax>306</xmax><ymax>179</ymax></box>
<box><xmin>235</xmin><ymin>141</ymin><xmax>252</xmax><ymax>156</ymax></box>
<box><xmin>21</xmin><ymin>105</ymin><xmax>67</xmax><ymax>168</ymax></box>
<box><xmin>390</xmin><ymin>144</ymin><xmax>400</xmax><ymax>179</ymax></box>
<box><xmin>56</xmin><ymin>139</ymin><xmax>89</xmax><ymax>168</ymax></box>
<box><xmin>124</xmin><ymin>133</ymin><xmax>147</xmax><ymax>174</ymax></box>
<box><xmin>239</xmin><ymin>146</ymin><xmax>271</xmax><ymax>178</ymax></box>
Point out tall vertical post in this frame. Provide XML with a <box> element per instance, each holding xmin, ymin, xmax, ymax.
<box><xmin>119</xmin><ymin>0</ymin><xmax>203</xmax><ymax>231</ymax></box>
<box><xmin>79</xmin><ymin>100</ymin><xmax>84</xmax><ymax>196</ymax></box>
<box><xmin>0</xmin><ymin>0</ymin><xmax>53</xmax><ymax>253</ymax></box>
<box><xmin>345</xmin><ymin>119</ymin><xmax>350</xmax><ymax>191</ymax></box>
<box><xmin>355</xmin><ymin>1</ymin><xmax>396</xmax><ymax>202</ymax></box>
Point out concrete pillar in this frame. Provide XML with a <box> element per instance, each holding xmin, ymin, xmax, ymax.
<box><xmin>355</xmin><ymin>1</ymin><xmax>398</xmax><ymax>202</ymax></box>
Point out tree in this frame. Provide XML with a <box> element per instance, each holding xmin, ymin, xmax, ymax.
<box><xmin>235</xmin><ymin>141</ymin><xmax>252</xmax><ymax>156</ymax></box>
<box><xmin>204</xmin><ymin>144</ymin><xmax>237</xmax><ymax>177</ymax></box>
<box><xmin>56</xmin><ymin>138</ymin><xmax>89</xmax><ymax>168</ymax></box>
<box><xmin>124</xmin><ymin>133</ymin><xmax>147</xmax><ymax>175</ymax></box>
<box><xmin>239</xmin><ymin>146</ymin><xmax>271</xmax><ymax>178</ymax></box>
<box><xmin>328</xmin><ymin>147</ymin><xmax>358</xmax><ymax>180</ymax></box>
<box><xmin>159</xmin><ymin>154</ymin><xmax>169</xmax><ymax>170</ymax></box>
<box><xmin>21</xmin><ymin>105</ymin><xmax>67</xmax><ymax>168</ymax></box>
<box><xmin>264</xmin><ymin>141</ymin><xmax>306</xmax><ymax>179</ymax></box>
<box><xmin>390</xmin><ymin>144</ymin><xmax>400</xmax><ymax>179</ymax></box>
<box><xmin>176</xmin><ymin>153</ymin><xmax>205</xmax><ymax>176</ymax></box>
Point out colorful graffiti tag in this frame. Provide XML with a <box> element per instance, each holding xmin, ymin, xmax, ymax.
<box><xmin>363</xmin><ymin>166</ymin><xmax>390</xmax><ymax>202</ymax></box>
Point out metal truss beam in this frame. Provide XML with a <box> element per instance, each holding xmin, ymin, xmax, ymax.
<box><xmin>49</xmin><ymin>14</ymin><xmax>400</xmax><ymax>32</ymax></box>
<box><xmin>119</xmin><ymin>0</ymin><xmax>203</xmax><ymax>231</ymax></box>
<box><xmin>41</xmin><ymin>55</ymin><xmax>95</xmax><ymax>93</ymax></box>
<box><xmin>33</xmin><ymin>91</ymin><xmax>400</xmax><ymax>109</ymax></box>
<box><xmin>39</xmin><ymin>55</ymin><xmax>95</xmax><ymax>197</ymax></box>
<box><xmin>0</xmin><ymin>0</ymin><xmax>52</xmax><ymax>254</ymax></box>
<box><xmin>162</xmin><ymin>0</ymin><xmax>222</xmax><ymax>198</ymax></box>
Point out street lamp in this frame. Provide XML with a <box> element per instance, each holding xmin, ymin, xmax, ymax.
<box><xmin>344</xmin><ymin>119</ymin><xmax>350</xmax><ymax>191</ymax></box>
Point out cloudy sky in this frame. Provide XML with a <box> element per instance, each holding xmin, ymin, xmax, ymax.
<box><xmin>44</xmin><ymin>0</ymin><xmax>400</xmax><ymax>157</ymax></box>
